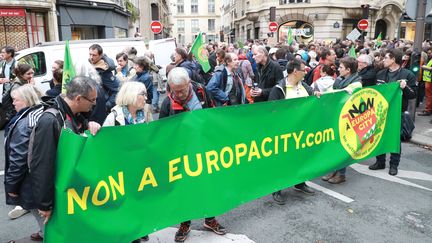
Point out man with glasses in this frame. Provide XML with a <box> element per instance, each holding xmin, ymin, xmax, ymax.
<box><xmin>158</xmin><ymin>68</ymin><xmax>224</xmax><ymax>242</ymax></box>
<box><xmin>29</xmin><ymin>76</ymin><xmax>101</xmax><ymax>241</ymax></box>
<box><xmin>370</xmin><ymin>49</ymin><xmax>417</xmax><ymax>176</ymax></box>
<box><xmin>0</xmin><ymin>46</ymin><xmax>16</xmax><ymax>84</ymax></box>
<box><xmin>357</xmin><ymin>54</ymin><xmax>377</xmax><ymax>87</ymax></box>
<box><xmin>268</xmin><ymin>59</ymin><xmax>319</xmax><ymax>204</ymax></box>
<box><xmin>159</xmin><ymin>67</ymin><xmax>214</xmax><ymax>118</ymax></box>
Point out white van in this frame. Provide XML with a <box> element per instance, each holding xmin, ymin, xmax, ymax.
<box><xmin>14</xmin><ymin>37</ymin><xmax>147</xmax><ymax>93</ymax></box>
<box><xmin>0</xmin><ymin>38</ymin><xmax>147</xmax><ymax>129</ymax></box>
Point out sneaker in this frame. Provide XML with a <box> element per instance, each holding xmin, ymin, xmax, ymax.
<box><xmin>8</xmin><ymin>206</ymin><xmax>29</xmax><ymax>219</ymax></box>
<box><xmin>418</xmin><ymin>111</ymin><xmax>432</xmax><ymax>116</ymax></box>
<box><xmin>203</xmin><ymin>218</ymin><xmax>227</xmax><ymax>235</ymax></box>
<box><xmin>368</xmin><ymin>162</ymin><xmax>385</xmax><ymax>170</ymax></box>
<box><xmin>322</xmin><ymin>172</ymin><xmax>337</xmax><ymax>181</ymax></box>
<box><xmin>30</xmin><ymin>232</ymin><xmax>43</xmax><ymax>241</ymax></box>
<box><xmin>131</xmin><ymin>235</ymin><xmax>149</xmax><ymax>243</ymax></box>
<box><xmin>294</xmin><ymin>183</ymin><xmax>315</xmax><ymax>195</ymax></box>
<box><xmin>174</xmin><ymin>223</ymin><xmax>191</xmax><ymax>242</ymax></box>
<box><xmin>328</xmin><ymin>175</ymin><xmax>346</xmax><ymax>184</ymax></box>
<box><xmin>272</xmin><ymin>190</ymin><xmax>286</xmax><ymax>205</ymax></box>
<box><xmin>389</xmin><ymin>166</ymin><xmax>398</xmax><ymax>176</ymax></box>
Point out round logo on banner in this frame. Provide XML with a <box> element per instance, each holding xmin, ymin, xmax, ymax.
<box><xmin>338</xmin><ymin>88</ymin><xmax>388</xmax><ymax>159</ymax></box>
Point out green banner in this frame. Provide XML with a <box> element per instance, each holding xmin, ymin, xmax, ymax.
<box><xmin>45</xmin><ymin>83</ymin><xmax>401</xmax><ymax>243</ymax></box>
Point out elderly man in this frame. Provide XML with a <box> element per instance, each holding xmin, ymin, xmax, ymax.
<box><xmin>357</xmin><ymin>54</ymin><xmax>377</xmax><ymax>87</ymax></box>
<box><xmin>29</xmin><ymin>76</ymin><xmax>101</xmax><ymax>241</ymax></box>
<box><xmin>159</xmin><ymin>68</ymin><xmax>224</xmax><ymax>242</ymax></box>
<box><xmin>251</xmin><ymin>45</ymin><xmax>284</xmax><ymax>102</ymax></box>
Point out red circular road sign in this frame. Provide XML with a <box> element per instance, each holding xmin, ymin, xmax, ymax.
<box><xmin>357</xmin><ymin>19</ymin><xmax>369</xmax><ymax>31</ymax></box>
<box><xmin>268</xmin><ymin>22</ymin><xmax>278</xmax><ymax>32</ymax></box>
<box><xmin>150</xmin><ymin>21</ymin><xmax>163</xmax><ymax>34</ymax></box>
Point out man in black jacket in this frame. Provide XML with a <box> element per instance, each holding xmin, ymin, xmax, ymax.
<box><xmin>251</xmin><ymin>46</ymin><xmax>284</xmax><ymax>102</ymax></box>
<box><xmin>29</xmin><ymin>76</ymin><xmax>101</xmax><ymax>235</ymax></box>
<box><xmin>357</xmin><ymin>54</ymin><xmax>377</xmax><ymax>87</ymax></box>
<box><xmin>369</xmin><ymin>48</ymin><xmax>417</xmax><ymax>176</ymax></box>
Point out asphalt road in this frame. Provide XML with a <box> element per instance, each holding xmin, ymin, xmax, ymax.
<box><xmin>0</xmin><ymin>126</ymin><xmax>431</xmax><ymax>243</ymax></box>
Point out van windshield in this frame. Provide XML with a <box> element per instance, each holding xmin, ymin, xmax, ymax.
<box><xmin>17</xmin><ymin>52</ymin><xmax>47</xmax><ymax>77</ymax></box>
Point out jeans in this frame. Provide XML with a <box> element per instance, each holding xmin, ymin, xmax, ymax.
<box><xmin>152</xmin><ymin>88</ymin><xmax>159</xmax><ymax>109</ymax></box>
<box><xmin>376</xmin><ymin>153</ymin><xmax>401</xmax><ymax>167</ymax></box>
<box><xmin>338</xmin><ymin>167</ymin><xmax>346</xmax><ymax>176</ymax></box>
<box><xmin>30</xmin><ymin>209</ymin><xmax>44</xmax><ymax>237</ymax></box>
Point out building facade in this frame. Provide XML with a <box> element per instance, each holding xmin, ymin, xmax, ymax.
<box><xmin>138</xmin><ymin>0</ymin><xmax>171</xmax><ymax>41</ymax></box>
<box><xmin>222</xmin><ymin>0</ymin><xmax>424</xmax><ymax>44</ymax></box>
<box><xmin>0</xmin><ymin>0</ymin><xmax>58</xmax><ymax>50</ymax></box>
<box><xmin>169</xmin><ymin>0</ymin><xmax>222</xmax><ymax>47</ymax></box>
<box><xmin>57</xmin><ymin>0</ymin><xmax>131</xmax><ymax>41</ymax></box>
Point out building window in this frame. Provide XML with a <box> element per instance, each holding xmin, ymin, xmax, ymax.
<box><xmin>26</xmin><ymin>12</ymin><xmax>46</xmax><ymax>47</ymax></box>
<box><xmin>191</xmin><ymin>19</ymin><xmax>199</xmax><ymax>32</ymax></box>
<box><xmin>208</xmin><ymin>0</ymin><xmax>215</xmax><ymax>13</ymax></box>
<box><xmin>178</xmin><ymin>34</ymin><xmax>185</xmax><ymax>46</ymax></box>
<box><xmin>177</xmin><ymin>20</ymin><xmax>185</xmax><ymax>32</ymax></box>
<box><xmin>208</xmin><ymin>19</ymin><xmax>215</xmax><ymax>32</ymax></box>
<box><xmin>207</xmin><ymin>34</ymin><xmax>215</xmax><ymax>43</ymax></box>
<box><xmin>177</xmin><ymin>0</ymin><xmax>184</xmax><ymax>14</ymax></box>
<box><xmin>191</xmin><ymin>0</ymin><xmax>198</xmax><ymax>13</ymax></box>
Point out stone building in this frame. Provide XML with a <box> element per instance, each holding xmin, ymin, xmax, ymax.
<box><xmin>222</xmin><ymin>0</ymin><xmax>430</xmax><ymax>44</ymax></box>
<box><xmin>138</xmin><ymin>0</ymin><xmax>171</xmax><ymax>41</ymax></box>
<box><xmin>169</xmin><ymin>0</ymin><xmax>222</xmax><ymax>46</ymax></box>
<box><xmin>0</xmin><ymin>0</ymin><xmax>58</xmax><ymax>50</ymax></box>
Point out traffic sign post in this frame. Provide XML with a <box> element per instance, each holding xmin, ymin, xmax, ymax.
<box><xmin>268</xmin><ymin>22</ymin><xmax>278</xmax><ymax>33</ymax></box>
<box><xmin>357</xmin><ymin>19</ymin><xmax>369</xmax><ymax>43</ymax></box>
<box><xmin>357</xmin><ymin>19</ymin><xmax>369</xmax><ymax>30</ymax></box>
<box><xmin>150</xmin><ymin>21</ymin><xmax>163</xmax><ymax>34</ymax></box>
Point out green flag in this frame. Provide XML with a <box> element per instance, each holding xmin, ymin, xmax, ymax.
<box><xmin>348</xmin><ymin>45</ymin><xmax>356</xmax><ymax>58</ymax></box>
<box><xmin>237</xmin><ymin>41</ymin><xmax>245</xmax><ymax>49</ymax></box>
<box><xmin>61</xmin><ymin>40</ymin><xmax>76</xmax><ymax>94</ymax></box>
<box><xmin>45</xmin><ymin>84</ymin><xmax>402</xmax><ymax>243</ymax></box>
<box><xmin>287</xmin><ymin>27</ymin><xmax>293</xmax><ymax>45</ymax></box>
<box><xmin>375</xmin><ymin>32</ymin><xmax>382</xmax><ymax>48</ymax></box>
<box><xmin>190</xmin><ymin>32</ymin><xmax>210</xmax><ymax>73</ymax></box>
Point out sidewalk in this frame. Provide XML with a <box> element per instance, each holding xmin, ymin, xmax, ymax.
<box><xmin>410</xmin><ymin>105</ymin><xmax>432</xmax><ymax>148</ymax></box>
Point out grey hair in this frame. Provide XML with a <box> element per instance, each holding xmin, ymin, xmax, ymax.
<box><xmin>74</xmin><ymin>60</ymin><xmax>101</xmax><ymax>84</ymax></box>
<box><xmin>358</xmin><ymin>54</ymin><xmax>373</xmax><ymax>66</ymax></box>
<box><xmin>65</xmin><ymin>76</ymin><xmax>98</xmax><ymax>100</ymax></box>
<box><xmin>168</xmin><ymin>67</ymin><xmax>190</xmax><ymax>85</ymax></box>
<box><xmin>11</xmin><ymin>84</ymin><xmax>42</xmax><ymax>107</ymax></box>
<box><xmin>254</xmin><ymin>45</ymin><xmax>268</xmax><ymax>56</ymax></box>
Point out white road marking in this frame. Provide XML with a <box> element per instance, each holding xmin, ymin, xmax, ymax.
<box><xmin>307</xmin><ymin>182</ymin><xmax>355</xmax><ymax>203</ymax></box>
<box><xmin>0</xmin><ymin>170</ymin><xmax>4</xmax><ymax>176</ymax></box>
<box><xmin>350</xmin><ymin>164</ymin><xmax>432</xmax><ymax>191</ymax></box>
<box><xmin>396</xmin><ymin>170</ymin><xmax>432</xmax><ymax>181</ymax></box>
<box><xmin>147</xmin><ymin>227</ymin><xmax>255</xmax><ymax>243</ymax></box>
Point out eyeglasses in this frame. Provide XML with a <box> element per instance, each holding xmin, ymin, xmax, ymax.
<box><xmin>82</xmin><ymin>96</ymin><xmax>97</xmax><ymax>104</ymax></box>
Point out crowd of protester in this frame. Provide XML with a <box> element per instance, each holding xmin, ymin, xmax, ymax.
<box><xmin>1</xmin><ymin>36</ymin><xmax>432</xmax><ymax>242</ymax></box>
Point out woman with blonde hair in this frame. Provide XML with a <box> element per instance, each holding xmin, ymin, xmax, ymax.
<box><xmin>103</xmin><ymin>81</ymin><xmax>151</xmax><ymax>126</ymax></box>
<box><xmin>4</xmin><ymin>84</ymin><xmax>45</xmax><ymax>241</ymax></box>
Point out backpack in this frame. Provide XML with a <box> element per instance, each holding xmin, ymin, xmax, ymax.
<box><xmin>304</xmin><ymin>65</ymin><xmax>320</xmax><ymax>86</ymax></box>
<box><xmin>401</xmin><ymin>112</ymin><xmax>415</xmax><ymax>141</ymax></box>
<box><xmin>190</xmin><ymin>69</ymin><xmax>206</xmax><ymax>85</ymax></box>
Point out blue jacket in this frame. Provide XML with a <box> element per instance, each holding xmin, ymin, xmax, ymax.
<box><xmin>95</xmin><ymin>55</ymin><xmax>119</xmax><ymax>110</ymax></box>
<box><xmin>207</xmin><ymin>65</ymin><xmax>229</xmax><ymax>105</ymax></box>
<box><xmin>133</xmin><ymin>71</ymin><xmax>153</xmax><ymax>104</ymax></box>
